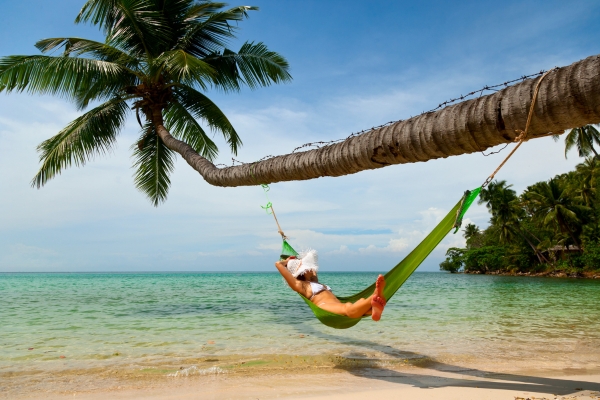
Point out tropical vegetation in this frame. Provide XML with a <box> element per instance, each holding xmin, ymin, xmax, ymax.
<box><xmin>441</xmin><ymin>130</ymin><xmax>600</xmax><ymax>275</ymax></box>
<box><xmin>0</xmin><ymin>0</ymin><xmax>291</xmax><ymax>205</ymax></box>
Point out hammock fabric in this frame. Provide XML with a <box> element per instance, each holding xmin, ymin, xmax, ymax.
<box><xmin>285</xmin><ymin>188</ymin><xmax>480</xmax><ymax>329</ymax></box>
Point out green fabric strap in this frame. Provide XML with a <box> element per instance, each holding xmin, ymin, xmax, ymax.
<box><xmin>296</xmin><ymin>188</ymin><xmax>481</xmax><ymax>329</ymax></box>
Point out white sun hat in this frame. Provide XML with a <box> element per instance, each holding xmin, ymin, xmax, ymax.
<box><xmin>286</xmin><ymin>249</ymin><xmax>319</xmax><ymax>278</ymax></box>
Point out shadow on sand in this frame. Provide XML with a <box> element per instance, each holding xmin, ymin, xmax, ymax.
<box><xmin>291</xmin><ymin>321</ymin><xmax>600</xmax><ymax>397</ymax></box>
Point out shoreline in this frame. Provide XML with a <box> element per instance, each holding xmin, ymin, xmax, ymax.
<box><xmin>3</xmin><ymin>354</ymin><xmax>600</xmax><ymax>399</ymax></box>
<box><xmin>460</xmin><ymin>271</ymin><xmax>600</xmax><ymax>279</ymax></box>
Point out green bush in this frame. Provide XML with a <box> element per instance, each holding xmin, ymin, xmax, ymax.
<box><xmin>439</xmin><ymin>248</ymin><xmax>464</xmax><ymax>273</ymax></box>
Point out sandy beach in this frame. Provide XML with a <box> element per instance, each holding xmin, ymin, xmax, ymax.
<box><xmin>3</xmin><ymin>353</ymin><xmax>600</xmax><ymax>400</ymax></box>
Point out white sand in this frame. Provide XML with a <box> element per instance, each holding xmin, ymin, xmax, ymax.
<box><xmin>7</xmin><ymin>365</ymin><xmax>600</xmax><ymax>400</ymax></box>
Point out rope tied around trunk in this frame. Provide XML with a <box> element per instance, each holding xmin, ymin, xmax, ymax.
<box><xmin>481</xmin><ymin>68</ymin><xmax>556</xmax><ymax>188</ymax></box>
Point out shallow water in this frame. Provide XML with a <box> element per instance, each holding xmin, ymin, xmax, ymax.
<box><xmin>2</xmin><ymin>272</ymin><xmax>600</xmax><ymax>374</ymax></box>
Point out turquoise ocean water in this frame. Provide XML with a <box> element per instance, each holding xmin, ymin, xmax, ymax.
<box><xmin>2</xmin><ymin>272</ymin><xmax>600</xmax><ymax>375</ymax></box>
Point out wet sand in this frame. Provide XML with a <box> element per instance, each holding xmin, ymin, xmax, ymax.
<box><xmin>3</xmin><ymin>354</ymin><xmax>600</xmax><ymax>400</ymax></box>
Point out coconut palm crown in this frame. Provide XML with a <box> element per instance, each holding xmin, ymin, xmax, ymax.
<box><xmin>556</xmin><ymin>124</ymin><xmax>600</xmax><ymax>159</ymax></box>
<box><xmin>0</xmin><ymin>0</ymin><xmax>291</xmax><ymax>205</ymax></box>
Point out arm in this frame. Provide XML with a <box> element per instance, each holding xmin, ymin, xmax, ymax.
<box><xmin>274</xmin><ymin>258</ymin><xmax>306</xmax><ymax>295</ymax></box>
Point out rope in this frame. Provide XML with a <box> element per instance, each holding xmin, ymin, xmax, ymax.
<box><xmin>260</xmin><ymin>184</ymin><xmax>287</xmax><ymax>239</ymax></box>
<box><xmin>481</xmin><ymin>68</ymin><xmax>555</xmax><ymax>188</ymax></box>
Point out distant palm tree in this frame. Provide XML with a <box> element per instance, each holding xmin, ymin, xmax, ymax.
<box><xmin>463</xmin><ymin>223</ymin><xmax>480</xmax><ymax>240</ymax></box>
<box><xmin>462</xmin><ymin>223</ymin><xmax>481</xmax><ymax>249</ymax></box>
<box><xmin>479</xmin><ymin>180</ymin><xmax>520</xmax><ymax>243</ymax></box>
<box><xmin>558</xmin><ymin>124</ymin><xmax>600</xmax><ymax>159</ymax></box>
<box><xmin>481</xmin><ymin>180</ymin><xmax>551</xmax><ymax>263</ymax></box>
<box><xmin>0</xmin><ymin>0</ymin><xmax>291</xmax><ymax>205</ymax></box>
<box><xmin>574</xmin><ymin>157</ymin><xmax>599</xmax><ymax>207</ymax></box>
<box><xmin>523</xmin><ymin>179</ymin><xmax>589</xmax><ymax>250</ymax></box>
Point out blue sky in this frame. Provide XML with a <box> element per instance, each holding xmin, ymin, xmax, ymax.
<box><xmin>1</xmin><ymin>1</ymin><xmax>599</xmax><ymax>272</ymax></box>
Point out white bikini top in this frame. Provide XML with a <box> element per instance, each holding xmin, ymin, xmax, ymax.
<box><xmin>309</xmin><ymin>282</ymin><xmax>332</xmax><ymax>300</ymax></box>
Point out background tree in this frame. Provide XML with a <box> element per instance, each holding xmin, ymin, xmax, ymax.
<box><xmin>573</xmin><ymin>157</ymin><xmax>600</xmax><ymax>207</ymax></box>
<box><xmin>479</xmin><ymin>180</ymin><xmax>521</xmax><ymax>243</ymax></box>
<box><xmin>442</xmin><ymin>158</ymin><xmax>600</xmax><ymax>273</ymax></box>
<box><xmin>522</xmin><ymin>179</ymin><xmax>589</xmax><ymax>250</ymax></box>
<box><xmin>463</xmin><ymin>223</ymin><xmax>482</xmax><ymax>249</ymax></box>
<box><xmin>0</xmin><ymin>0</ymin><xmax>291</xmax><ymax>205</ymax></box>
<box><xmin>557</xmin><ymin>124</ymin><xmax>600</xmax><ymax>159</ymax></box>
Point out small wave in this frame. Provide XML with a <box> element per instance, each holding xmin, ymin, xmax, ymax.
<box><xmin>168</xmin><ymin>366</ymin><xmax>226</xmax><ymax>377</ymax></box>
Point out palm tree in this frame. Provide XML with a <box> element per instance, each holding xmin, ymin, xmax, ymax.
<box><xmin>0</xmin><ymin>0</ymin><xmax>291</xmax><ymax>205</ymax></box>
<box><xmin>573</xmin><ymin>157</ymin><xmax>600</xmax><ymax>207</ymax></box>
<box><xmin>463</xmin><ymin>223</ymin><xmax>480</xmax><ymax>237</ymax></box>
<box><xmin>2</xmin><ymin>7</ymin><xmax>600</xmax><ymax>191</ymax></box>
<box><xmin>479</xmin><ymin>180</ymin><xmax>521</xmax><ymax>243</ymax></box>
<box><xmin>561</xmin><ymin>125</ymin><xmax>600</xmax><ymax>159</ymax></box>
<box><xmin>480</xmin><ymin>180</ymin><xmax>551</xmax><ymax>263</ymax></box>
<box><xmin>463</xmin><ymin>223</ymin><xmax>481</xmax><ymax>248</ymax></box>
<box><xmin>522</xmin><ymin>179</ymin><xmax>589</xmax><ymax>250</ymax></box>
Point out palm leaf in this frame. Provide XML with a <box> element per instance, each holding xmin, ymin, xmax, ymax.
<box><xmin>132</xmin><ymin>122</ymin><xmax>176</xmax><ymax>206</ymax></box>
<box><xmin>152</xmin><ymin>50</ymin><xmax>214</xmax><ymax>87</ymax></box>
<box><xmin>32</xmin><ymin>38</ymin><xmax>140</xmax><ymax>109</ymax></box>
<box><xmin>31</xmin><ymin>97</ymin><xmax>129</xmax><ymax>188</ymax></box>
<box><xmin>77</xmin><ymin>0</ymin><xmax>172</xmax><ymax>57</ymax></box>
<box><xmin>0</xmin><ymin>55</ymin><xmax>131</xmax><ymax>99</ymax></box>
<box><xmin>164</xmin><ymin>101</ymin><xmax>218</xmax><ymax>160</ymax></box>
<box><xmin>185</xmin><ymin>3</ymin><xmax>251</xmax><ymax>21</ymax></box>
<box><xmin>178</xmin><ymin>5</ymin><xmax>258</xmax><ymax>58</ymax></box>
<box><xmin>174</xmin><ymin>85</ymin><xmax>240</xmax><ymax>153</ymax></box>
<box><xmin>564</xmin><ymin>125</ymin><xmax>600</xmax><ymax>159</ymax></box>
<box><xmin>35</xmin><ymin>38</ymin><xmax>138</xmax><ymax>67</ymax></box>
<box><xmin>206</xmin><ymin>41</ymin><xmax>291</xmax><ymax>91</ymax></box>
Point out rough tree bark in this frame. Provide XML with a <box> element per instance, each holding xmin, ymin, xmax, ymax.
<box><xmin>155</xmin><ymin>54</ymin><xmax>600</xmax><ymax>187</ymax></box>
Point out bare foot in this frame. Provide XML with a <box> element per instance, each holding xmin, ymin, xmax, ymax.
<box><xmin>374</xmin><ymin>274</ymin><xmax>386</xmax><ymax>297</ymax></box>
<box><xmin>371</xmin><ymin>274</ymin><xmax>386</xmax><ymax>321</ymax></box>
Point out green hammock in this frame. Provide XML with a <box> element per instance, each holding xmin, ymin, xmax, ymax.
<box><xmin>284</xmin><ymin>188</ymin><xmax>480</xmax><ymax>329</ymax></box>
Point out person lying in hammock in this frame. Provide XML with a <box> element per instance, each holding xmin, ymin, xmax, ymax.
<box><xmin>275</xmin><ymin>249</ymin><xmax>387</xmax><ymax>321</ymax></box>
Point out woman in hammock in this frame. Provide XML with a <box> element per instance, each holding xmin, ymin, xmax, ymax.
<box><xmin>275</xmin><ymin>249</ymin><xmax>387</xmax><ymax>321</ymax></box>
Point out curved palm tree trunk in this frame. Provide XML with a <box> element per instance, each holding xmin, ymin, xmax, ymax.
<box><xmin>513</xmin><ymin>226</ymin><xmax>552</xmax><ymax>265</ymax></box>
<box><xmin>556</xmin><ymin>212</ymin><xmax>582</xmax><ymax>250</ymax></box>
<box><xmin>157</xmin><ymin>54</ymin><xmax>600</xmax><ymax>187</ymax></box>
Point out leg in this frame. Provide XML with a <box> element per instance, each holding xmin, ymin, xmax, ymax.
<box><xmin>317</xmin><ymin>275</ymin><xmax>386</xmax><ymax>320</ymax></box>
<box><xmin>317</xmin><ymin>296</ymin><xmax>373</xmax><ymax>318</ymax></box>
<box><xmin>371</xmin><ymin>274</ymin><xmax>386</xmax><ymax>321</ymax></box>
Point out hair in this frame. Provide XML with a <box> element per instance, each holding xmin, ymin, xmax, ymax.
<box><xmin>296</xmin><ymin>270</ymin><xmax>317</xmax><ymax>282</ymax></box>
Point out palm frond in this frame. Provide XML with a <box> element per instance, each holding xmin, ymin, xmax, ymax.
<box><xmin>564</xmin><ymin>125</ymin><xmax>600</xmax><ymax>159</ymax></box>
<box><xmin>185</xmin><ymin>3</ymin><xmax>250</xmax><ymax>21</ymax></box>
<box><xmin>77</xmin><ymin>0</ymin><xmax>172</xmax><ymax>57</ymax></box>
<box><xmin>164</xmin><ymin>101</ymin><xmax>218</xmax><ymax>160</ymax></box>
<box><xmin>206</xmin><ymin>41</ymin><xmax>291</xmax><ymax>91</ymax></box>
<box><xmin>160</xmin><ymin>0</ymin><xmax>196</xmax><ymax>22</ymax></box>
<box><xmin>31</xmin><ymin>97</ymin><xmax>129</xmax><ymax>188</ymax></box>
<box><xmin>587</xmin><ymin>124</ymin><xmax>600</xmax><ymax>145</ymax></box>
<box><xmin>76</xmin><ymin>0</ymin><xmax>119</xmax><ymax>27</ymax></box>
<box><xmin>35</xmin><ymin>38</ymin><xmax>138</xmax><ymax>67</ymax></box>
<box><xmin>152</xmin><ymin>50</ymin><xmax>214</xmax><ymax>87</ymax></box>
<box><xmin>178</xmin><ymin>5</ymin><xmax>258</xmax><ymax>57</ymax></box>
<box><xmin>132</xmin><ymin>122</ymin><xmax>176</xmax><ymax>206</ymax></box>
<box><xmin>175</xmin><ymin>85</ymin><xmax>241</xmax><ymax>153</ymax></box>
<box><xmin>0</xmin><ymin>55</ymin><xmax>132</xmax><ymax>99</ymax></box>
